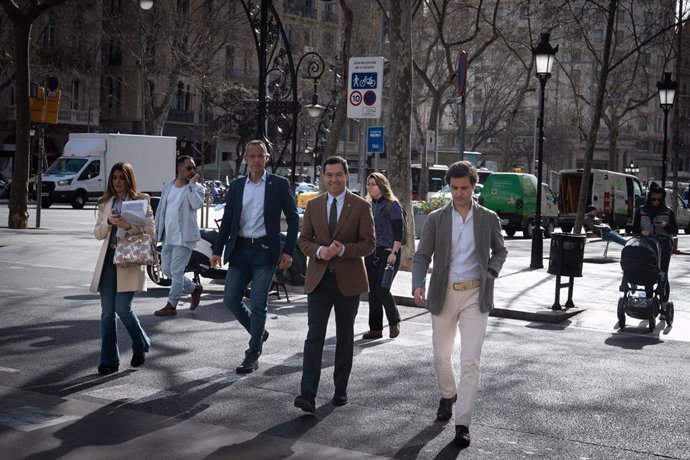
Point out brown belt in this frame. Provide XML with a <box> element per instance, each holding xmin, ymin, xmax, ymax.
<box><xmin>449</xmin><ymin>280</ymin><xmax>481</xmax><ymax>290</ymax></box>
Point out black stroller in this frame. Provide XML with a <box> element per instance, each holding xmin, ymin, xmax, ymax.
<box><xmin>617</xmin><ymin>236</ymin><xmax>674</xmax><ymax>332</ymax></box>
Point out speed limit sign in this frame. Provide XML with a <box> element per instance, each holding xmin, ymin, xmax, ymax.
<box><xmin>349</xmin><ymin>90</ymin><xmax>362</xmax><ymax>106</ymax></box>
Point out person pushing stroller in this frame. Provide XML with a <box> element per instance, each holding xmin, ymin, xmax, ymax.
<box><xmin>631</xmin><ymin>184</ymin><xmax>678</xmax><ymax>311</ymax></box>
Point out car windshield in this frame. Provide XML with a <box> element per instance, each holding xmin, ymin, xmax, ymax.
<box><xmin>46</xmin><ymin>158</ymin><xmax>88</xmax><ymax>176</ymax></box>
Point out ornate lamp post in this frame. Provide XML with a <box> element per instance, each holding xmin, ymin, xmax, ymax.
<box><xmin>657</xmin><ymin>72</ymin><xmax>677</xmax><ymax>188</ymax></box>
<box><xmin>140</xmin><ymin>0</ymin><xmax>327</xmax><ymax>187</ymax></box>
<box><xmin>530</xmin><ymin>32</ymin><xmax>558</xmax><ymax>269</ymax></box>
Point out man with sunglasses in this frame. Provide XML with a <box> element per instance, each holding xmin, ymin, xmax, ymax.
<box><xmin>632</xmin><ymin>183</ymin><xmax>678</xmax><ymax>306</ymax></box>
<box><xmin>154</xmin><ymin>155</ymin><xmax>205</xmax><ymax>316</ymax></box>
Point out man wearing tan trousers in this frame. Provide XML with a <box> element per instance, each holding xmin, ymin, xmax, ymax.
<box><xmin>412</xmin><ymin>161</ymin><xmax>507</xmax><ymax>448</ymax></box>
<box><xmin>294</xmin><ymin>156</ymin><xmax>375</xmax><ymax>413</ymax></box>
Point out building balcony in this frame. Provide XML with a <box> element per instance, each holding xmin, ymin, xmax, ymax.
<box><xmin>2</xmin><ymin>105</ymin><xmax>99</xmax><ymax>126</ymax></box>
<box><xmin>168</xmin><ymin>109</ymin><xmax>196</xmax><ymax>123</ymax></box>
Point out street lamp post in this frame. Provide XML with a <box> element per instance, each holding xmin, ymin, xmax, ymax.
<box><xmin>657</xmin><ymin>72</ymin><xmax>677</xmax><ymax>188</ymax></box>
<box><xmin>140</xmin><ymin>0</ymin><xmax>328</xmax><ymax>188</ymax></box>
<box><xmin>624</xmin><ymin>162</ymin><xmax>639</xmax><ymax>175</ymax></box>
<box><xmin>530</xmin><ymin>32</ymin><xmax>558</xmax><ymax>270</ymax></box>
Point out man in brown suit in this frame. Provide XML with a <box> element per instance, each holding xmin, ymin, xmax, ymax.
<box><xmin>294</xmin><ymin>156</ymin><xmax>375</xmax><ymax>413</ymax></box>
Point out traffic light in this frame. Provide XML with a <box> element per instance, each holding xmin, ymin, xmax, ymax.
<box><xmin>44</xmin><ymin>89</ymin><xmax>61</xmax><ymax>124</ymax></box>
<box><xmin>29</xmin><ymin>77</ymin><xmax>61</xmax><ymax>124</ymax></box>
<box><xmin>30</xmin><ymin>87</ymin><xmax>45</xmax><ymax>123</ymax></box>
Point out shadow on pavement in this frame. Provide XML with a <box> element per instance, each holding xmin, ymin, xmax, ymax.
<box><xmin>204</xmin><ymin>404</ymin><xmax>335</xmax><ymax>460</ymax></box>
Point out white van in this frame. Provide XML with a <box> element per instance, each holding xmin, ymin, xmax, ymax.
<box><xmin>558</xmin><ymin>169</ymin><xmax>643</xmax><ymax>232</ymax></box>
<box><xmin>39</xmin><ymin>133</ymin><xmax>176</xmax><ymax>208</ymax></box>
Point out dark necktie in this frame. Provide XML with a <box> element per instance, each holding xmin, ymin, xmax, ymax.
<box><xmin>329</xmin><ymin>198</ymin><xmax>338</xmax><ymax>236</ymax></box>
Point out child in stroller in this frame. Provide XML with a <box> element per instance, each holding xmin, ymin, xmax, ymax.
<box><xmin>617</xmin><ymin>236</ymin><xmax>674</xmax><ymax>332</ymax></box>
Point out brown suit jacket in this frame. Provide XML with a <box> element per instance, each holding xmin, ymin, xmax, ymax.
<box><xmin>299</xmin><ymin>189</ymin><xmax>375</xmax><ymax>296</ymax></box>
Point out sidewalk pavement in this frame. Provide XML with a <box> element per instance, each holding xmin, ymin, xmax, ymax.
<box><xmin>382</xmin><ymin>235</ymin><xmax>690</xmax><ymax>341</ymax></box>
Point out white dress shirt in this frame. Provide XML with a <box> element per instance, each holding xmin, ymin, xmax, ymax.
<box><xmin>448</xmin><ymin>207</ymin><xmax>481</xmax><ymax>283</ymax></box>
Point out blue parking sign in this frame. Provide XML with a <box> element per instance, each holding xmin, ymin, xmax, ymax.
<box><xmin>367</xmin><ymin>126</ymin><xmax>384</xmax><ymax>154</ymax></box>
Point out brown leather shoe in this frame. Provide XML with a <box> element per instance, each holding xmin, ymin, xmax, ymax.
<box><xmin>436</xmin><ymin>394</ymin><xmax>457</xmax><ymax>421</ymax></box>
<box><xmin>389</xmin><ymin>323</ymin><xmax>400</xmax><ymax>338</ymax></box>
<box><xmin>190</xmin><ymin>284</ymin><xmax>203</xmax><ymax>310</ymax></box>
<box><xmin>154</xmin><ymin>303</ymin><xmax>177</xmax><ymax>316</ymax></box>
<box><xmin>363</xmin><ymin>330</ymin><xmax>383</xmax><ymax>339</ymax></box>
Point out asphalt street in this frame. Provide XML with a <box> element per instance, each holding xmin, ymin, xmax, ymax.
<box><xmin>0</xmin><ymin>203</ymin><xmax>689</xmax><ymax>459</ymax></box>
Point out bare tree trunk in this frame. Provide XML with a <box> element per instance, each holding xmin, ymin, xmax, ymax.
<box><xmin>574</xmin><ymin>0</ymin><xmax>617</xmax><ymax>234</ymax></box>
<box><xmin>387</xmin><ymin>0</ymin><xmax>414</xmax><ymax>271</ymax></box>
<box><xmin>323</xmin><ymin>0</ymin><xmax>353</xmax><ymax>161</ymax></box>
<box><xmin>7</xmin><ymin>18</ymin><xmax>31</xmax><ymax>229</ymax></box>
<box><xmin>1</xmin><ymin>0</ymin><xmax>69</xmax><ymax>228</ymax></box>
<box><xmin>607</xmin><ymin>117</ymin><xmax>619</xmax><ymax>171</ymax></box>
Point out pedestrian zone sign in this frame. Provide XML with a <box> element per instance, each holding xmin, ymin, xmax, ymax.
<box><xmin>347</xmin><ymin>56</ymin><xmax>383</xmax><ymax>119</ymax></box>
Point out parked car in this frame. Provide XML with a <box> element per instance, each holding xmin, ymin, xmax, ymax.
<box><xmin>295</xmin><ymin>182</ymin><xmax>318</xmax><ymax>194</ymax></box>
<box><xmin>427</xmin><ymin>183</ymin><xmax>483</xmax><ymax>202</ymax></box>
<box><xmin>478</xmin><ymin>172</ymin><xmax>559</xmax><ymax>238</ymax></box>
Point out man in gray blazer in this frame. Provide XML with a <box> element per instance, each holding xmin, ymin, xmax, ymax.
<box><xmin>412</xmin><ymin>161</ymin><xmax>507</xmax><ymax>449</ymax></box>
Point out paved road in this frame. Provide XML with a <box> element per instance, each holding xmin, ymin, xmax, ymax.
<box><xmin>1</xmin><ymin>204</ymin><xmax>689</xmax><ymax>459</ymax></box>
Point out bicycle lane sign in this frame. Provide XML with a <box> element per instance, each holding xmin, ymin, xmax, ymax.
<box><xmin>347</xmin><ymin>56</ymin><xmax>383</xmax><ymax>119</ymax></box>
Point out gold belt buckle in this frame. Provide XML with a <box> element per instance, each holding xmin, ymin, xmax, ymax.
<box><xmin>109</xmin><ymin>242</ymin><xmax>117</xmax><ymax>249</ymax></box>
<box><xmin>450</xmin><ymin>280</ymin><xmax>480</xmax><ymax>290</ymax></box>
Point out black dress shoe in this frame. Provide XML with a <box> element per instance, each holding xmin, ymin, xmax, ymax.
<box><xmin>453</xmin><ymin>425</ymin><xmax>470</xmax><ymax>448</ymax></box>
<box><xmin>97</xmin><ymin>364</ymin><xmax>119</xmax><ymax>375</ymax></box>
<box><xmin>294</xmin><ymin>395</ymin><xmax>316</xmax><ymax>413</ymax></box>
<box><xmin>236</xmin><ymin>360</ymin><xmax>259</xmax><ymax>374</ymax></box>
<box><xmin>262</xmin><ymin>330</ymin><xmax>269</xmax><ymax>343</ymax></box>
<box><xmin>436</xmin><ymin>395</ymin><xmax>457</xmax><ymax>421</ymax></box>
<box><xmin>131</xmin><ymin>353</ymin><xmax>145</xmax><ymax>367</ymax></box>
<box><xmin>332</xmin><ymin>394</ymin><xmax>348</xmax><ymax>406</ymax></box>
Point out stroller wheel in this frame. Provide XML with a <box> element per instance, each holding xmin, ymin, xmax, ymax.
<box><xmin>648</xmin><ymin>313</ymin><xmax>656</xmax><ymax>332</ymax></box>
<box><xmin>617</xmin><ymin>298</ymin><xmax>626</xmax><ymax>330</ymax></box>
<box><xmin>666</xmin><ymin>302</ymin><xmax>674</xmax><ymax>326</ymax></box>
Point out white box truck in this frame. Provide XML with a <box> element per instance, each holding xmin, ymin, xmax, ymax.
<box><xmin>39</xmin><ymin>133</ymin><xmax>176</xmax><ymax>208</ymax></box>
<box><xmin>557</xmin><ymin>169</ymin><xmax>644</xmax><ymax>232</ymax></box>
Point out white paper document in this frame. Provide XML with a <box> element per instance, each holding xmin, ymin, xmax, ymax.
<box><xmin>117</xmin><ymin>199</ymin><xmax>149</xmax><ymax>237</ymax></box>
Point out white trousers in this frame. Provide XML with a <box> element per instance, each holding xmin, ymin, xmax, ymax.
<box><xmin>431</xmin><ymin>286</ymin><xmax>489</xmax><ymax>426</ymax></box>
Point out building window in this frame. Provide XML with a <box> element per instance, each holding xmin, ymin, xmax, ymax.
<box><xmin>107</xmin><ymin>76</ymin><xmax>122</xmax><ymax>111</ymax></box>
<box><xmin>472</xmin><ymin>111</ymin><xmax>481</xmax><ymax>125</ymax></box>
<box><xmin>109</xmin><ymin>38</ymin><xmax>122</xmax><ymax>66</ymax></box>
<box><xmin>70</xmin><ymin>79</ymin><xmax>80</xmax><ymax>110</ymax></box>
<box><xmin>638</xmin><ymin>117</ymin><xmax>647</xmax><ymax>131</ymax></box>
<box><xmin>177</xmin><ymin>82</ymin><xmax>185</xmax><ymax>110</ymax></box>
<box><xmin>43</xmin><ymin>22</ymin><xmax>57</xmax><ymax>52</ymax></box>
<box><xmin>324</xmin><ymin>4</ymin><xmax>335</xmax><ymax>22</ymax></box>
<box><xmin>225</xmin><ymin>45</ymin><xmax>235</xmax><ymax>78</ymax></box>
<box><xmin>110</xmin><ymin>0</ymin><xmax>121</xmax><ymax>13</ymax></box>
<box><xmin>474</xmin><ymin>89</ymin><xmax>483</xmax><ymax>103</ymax></box>
<box><xmin>593</xmin><ymin>30</ymin><xmax>603</xmax><ymax>42</ymax></box>
<box><xmin>641</xmin><ymin>52</ymin><xmax>651</xmax><ymax>66</ymax></box>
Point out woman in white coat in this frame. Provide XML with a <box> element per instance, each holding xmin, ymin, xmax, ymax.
<box><xmin>90</xmin><ymin>162</ymin><xmax>153</xmax><ymax>375</ymax></box>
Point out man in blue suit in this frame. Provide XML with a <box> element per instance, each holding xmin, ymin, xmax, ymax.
<box><xmin>211</xmin><ymin>140</ymin><xmax>299</xmax><ymax>373</ymax></box>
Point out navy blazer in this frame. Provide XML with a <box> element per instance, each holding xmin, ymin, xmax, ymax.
<box><xmin>212</xmin><ymin>173</ymin><xmax>299</xmax><ymax>265</ymax></box>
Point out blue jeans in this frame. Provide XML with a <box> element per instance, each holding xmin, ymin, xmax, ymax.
<box><xmin>223</xmin><ymin>241</ymin><xmax>276</xmax><ymax>362</ymax></box>
<box><xmin>161</xmin><ymin>244</ymin><xmax>195</xmax><ymax>307</ymax></box>
<box><xmin>99</xmin><ymin>247</ymin><xmax>150</xmax><ymax>367</ymax></box>
<box><xmin>602</xmin><ymin>229</ymin><xmax>627</xmax><ymax>246</ymax></box>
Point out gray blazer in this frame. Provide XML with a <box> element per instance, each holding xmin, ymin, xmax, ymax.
<box><xmin>155</xmin><ymin>180</ymin><xmax>205</xmax><ymax>245</ymax></box>
<box><xmin>412</xmin><ymin>200</ymin><xmax>507</xmax><ymax>314</ymax></box>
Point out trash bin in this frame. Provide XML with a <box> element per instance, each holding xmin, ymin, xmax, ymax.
<box><xmin>548</xmin><ymin>233</ymin><xmax>586</xmax><ymax>277</ymax></box>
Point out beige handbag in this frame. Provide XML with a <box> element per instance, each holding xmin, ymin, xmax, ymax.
<box><xmin>113</xmin><ymin>233</ymin><xmax>156</xmax><ymax>267</ymax></box>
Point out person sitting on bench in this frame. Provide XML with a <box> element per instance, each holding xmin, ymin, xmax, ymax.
<box><xmin>584</xmin><ymin>205</ymin><xmax>627</xmax><ymax>246</ymax></box>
